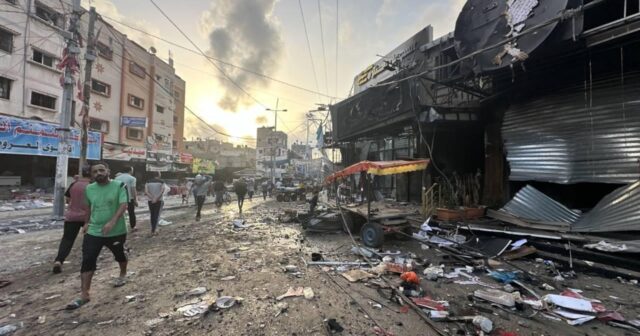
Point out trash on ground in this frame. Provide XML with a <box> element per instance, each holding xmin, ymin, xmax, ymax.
<box><xmin>215</xmin><ymin>296</ymin><xmax>236</xmax><ymax>309</ymax></box>
<box><xmin>324</xmin><ymin>318</ymin><xmax>344</xmax><ymax>334</ymax></box>
<box><xmin>423</xmin><ymin>265</ymin><xmax>444</xmax><ymax>280</ymax></box>
<box><xmin>474</xmin><ymin>288</ymin><xmax>517</xmax><ymax>307</ymax></box>
<box><xmin>276</xmin><ymin>287</ymin><xmax>314</xmax><ymax>301</ymax></box>
<box><xmin>342</xmin><ymin>269</ymin><xmax>376</xmax><ymax>282</ymax></box>
<box><xmin>221</xmin><ymin>276</ymin><xmax>236</xmax><ymax>281</ymax></box>
<box><xmin>187</xmin><ymin>287</ymin><xmax>207</xmax><ymax>296</ymax></box>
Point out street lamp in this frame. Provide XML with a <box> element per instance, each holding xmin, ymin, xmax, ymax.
<box><xmin>266</xmin><ymin>98</ymin><xmax>287</xmax><ymax>131</ymax></box>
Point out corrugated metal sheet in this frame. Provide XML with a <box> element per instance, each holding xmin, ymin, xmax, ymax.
<box><xmin>501</xmin><ymin>185</ymin><xmax>581</xmax><ymax>225</ymax></box>
<box><xmin>572</xmin><ymin>181</ymin><xmax>640</xmax><ymax>232</ymax></box>
<box><xmin>503</xmin><ymin>76</ymin><xmax>640</xmax><ymax>184</ymax></box>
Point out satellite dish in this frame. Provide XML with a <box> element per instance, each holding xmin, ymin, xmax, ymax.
<box><xmin>149</xmin><ymin>47</ymin><xmax>157</xmax><ymax>54</ymax></box>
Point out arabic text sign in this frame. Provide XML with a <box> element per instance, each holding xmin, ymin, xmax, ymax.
<box><xmin>0</xmin><ymin>116</ymin><xmax>102</xmax><ymax>159</ymax></box>
<box><xmin>102</xmin><ymin>145</ymin><xmax>146</xmax><ymax>161</ymax></box>
<box><xmin>121</xmin><ymin>116</ymin><xmax>147</xmax><ymax>128</ymax></box>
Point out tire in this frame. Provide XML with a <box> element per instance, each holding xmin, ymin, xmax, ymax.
<box><xmin>283</xmin><ymin>194</ymin><xmax>291</xmax><ymax>202</ymax></box>
<box><xmin>276</xmin><ymin>194</ymin><xmax>284</xmax><ymax>202</ymax></box>
<box><xmin>360</xmin><ymin>222</ymin><xmax>384</xmax><ymax>248</ymax></box>
<box><xmin>290</xmin><ymin>194</ymin><xmax>298</xmax><ymax>202</ymax></box>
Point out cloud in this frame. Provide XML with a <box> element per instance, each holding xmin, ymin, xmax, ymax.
<box><xmin>201</xmin><ymin>0</ymin><xmax>284</xmax><ymax>111</ymax></box>
<box><xmin>375</xmin><ymin>0</ymin><xmax>400</xmax><ymax>27</ymax></box>
<box><xmin>417</xmin><ymin>0</ymin><xmax>466</xmax><ymax>37</ymax></box>
<box><xmin>255</xmin><ymin>115</ymin><xmax>268</xmax><ymax>125</ymax></box>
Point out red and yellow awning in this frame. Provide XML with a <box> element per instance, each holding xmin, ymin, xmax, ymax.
<box><xmin>325</xmin><ymin>159</ymin><xmax>429</xmax><ymax>184</ymax></box>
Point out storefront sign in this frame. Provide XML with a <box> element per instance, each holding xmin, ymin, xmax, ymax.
<box><xmin>102</xmin><ymin>144</ymin><xmax>146</xmax><ymax>161</ymax></box>
<box><xmin>178</xmin><ymin>153</ymin><xmax>193</xmax><ymax>164</ymax></box>
<box><xmin>353</xmin><ymin>26</ymin><xmax>432</xmax><ymax>94</ymax></box>
<box><xmin>121</xmin><ymin>116</ymin><xmax>147</xmax><ymax>127</ymax></box>
<box><xmin>146</xmin><ymin>161</ymin><xmax>172</xmax><ymax>172</ymax></box>
<box><xmin>0</xmin><ymin>115</ymin><xmax>102</xmax><ymax>159</ymax></box>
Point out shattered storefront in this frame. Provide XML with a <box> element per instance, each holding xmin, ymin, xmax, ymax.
<box><xmin>331</xmin><ymin>26</ymin><xmax>486</xmax><ymax>203</ymax></box>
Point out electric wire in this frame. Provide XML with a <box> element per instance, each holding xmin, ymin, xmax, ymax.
<box><xmin>317</xmin><ymin>0</ymin><xmax>329</xmax><ymax>97</ymax></box>
<box><xmin>297</xmin><ymin>0</ymin><xmax>321</xmax><ymax>100</ymax></box>
<box><xmin>148</xmin><ymin>0</ymin><xmax>266</xmax><ymax>109</ymax></box>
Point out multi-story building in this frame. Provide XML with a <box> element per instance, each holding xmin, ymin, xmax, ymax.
<box><xmin>256</xmin><ymin>126</ymin><xmax>288</xmax><ymax>180</ymax></box>
<box><xmin>173</xmin><ymin>75</ymin><xmax>185</xmax><ymax>152</ymax></box>
<box><xmin>0</xmin><ymin>0</ymin><xmax>187</xmax><ymax>186</ymax></box>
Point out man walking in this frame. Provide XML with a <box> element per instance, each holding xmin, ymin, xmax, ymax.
<box><xmin>247</xmin><ymin>178</ymin><xmax>255</xmax><ymax>201</ymax></box>
<box><xmin>52</xmin><ymin>165</ymin><xmax>91</xmax><ymax>274</ymax></box>
<box><xmin>192</xmin><ymin>174</ymin><xmax>210</xmax><ymax>221</ymax></box>
<box><xmin>66</xmin><ymin>162</ymin><xmax>128</xmax><ymax>310</ymax></box>
<box><xmin>234</xmin><ymin>178</ymin><xmax>248</xmax><ymax>213</ymax></box>
<box><xmin>144</xmin><ymin>172</ymin><xmax>165</xmax><ymax>235</ymax></box>
<box><xmin>115</xmin><ymin>166</ymin><xmax>137</xmax><ymax>231</ymax></box>
<box><xmin>261</xmin><ymin>180</ymin><xmax>268</xmax><ymax>200</ymax></box>
<box><xmin>212</xmin><ymin>178</ymin><xmax>226</xmax><ymax>207</ymax></box>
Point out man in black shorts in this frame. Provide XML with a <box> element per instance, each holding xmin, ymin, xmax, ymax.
<box><xmin>66</xmin><ymin>162</ymin><xmax>129</xmax><ymax>310</ymax></box>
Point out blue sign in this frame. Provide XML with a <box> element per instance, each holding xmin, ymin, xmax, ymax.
<box><xmin>121</xmin><ymin>116</ymin><xmax>147</xmax><ymax>127</ymax></box>
<box><xmin>0</xmin><ymin>115</ymin><xmax>102</xmax><ymax>159</ymax></box>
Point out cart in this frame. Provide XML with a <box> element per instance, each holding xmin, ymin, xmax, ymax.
<box><xmin>275</xmin><ymin>186</ymin><xmax>306</xmax><ymax>202</ymax></box>
<box><xmin>325</xmin><ymin>159</ymin><xmax>430</xmax><ymax>247</ymax></box>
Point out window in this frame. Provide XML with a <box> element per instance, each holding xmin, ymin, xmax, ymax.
<box><xmin>126</xmin><ymin>127</ymin><xmax>143</xmax><ymax>140</ymax></box>
<box><xmin>95</xmin><ymin>41</ymin><xmax>113</xmax><ymax>60</ymax></box>
<box><xmin>0</xmin><ymin>77</ymin><xmax>11</xmax><ymax>99</ymax></box>
<box><xmin>32</xmin><ymin>49</ymin><xmax>55</xmax><ymax>68</ymax></box>
<box><xmin>156</xmin><ymin>105</ymin><xmax>164</xmax><ymax>113</ymax></box>
<box><xmin>0</xmin><ymin>28</ymin><xmax>13</xmax><ymax>53</ymax></box>
<box><xmin>35</xmin><ymin>2</ymin><xmax>64</xmax><ymax>29</ymax></box>
<box><xmin>173</xmin><ymin>116</ymin><xmax>178</xmax><ymax>123</ymax></box>
<box><xmin>30</xmin><ymin>91</ymin><xmax>56</xmax><ymax>110</ymax></box>
<box><xmin>172</xmin><ymin>140</ymin><xmax>177</xmax><ymax>148</ymax></box>
<box><xmin>174</xmin><ymin>90</ymin><xmax>180</xmax><ymax>100</ymax></box>
<box><xmin>91</xmin><ymin>79</ymin><xmax>110</xmax><ymax>96</ymax></box>
<box><xmin>89</xmin><ymin>118</ymin><xmax>109</xmax><ymax>133</ymax></box>
<box><xmin>129</xmin><ymin>61</ymin><xmax>146</xmax><ymax>78</ymax></box>
<box><xmin>128</xmin><ymin>94</ymin><xmax>144</xmax><ymax>109</ymax></box>
<box><xmin>155</xmin><ymin>134</ymin><xmax>164</xmax><ymax>142</ymax></box>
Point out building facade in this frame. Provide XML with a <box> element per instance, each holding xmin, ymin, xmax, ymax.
<box><xmin>0</xmin><ymin>0</ymin><xmax>188</xmax><ymax>186</ymax></box>
<box><xmin>256</xmin><ymin>126</ymin><xmax>288</xmax><ymax>180</ymax></box>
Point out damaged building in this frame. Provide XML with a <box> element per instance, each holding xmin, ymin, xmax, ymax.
<box><xmin>330</xmin><ymin>0</ymin><xmax>640</xmax><ymax>230</ymax></box>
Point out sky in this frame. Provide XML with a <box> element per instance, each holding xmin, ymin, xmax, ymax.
<box><xmin>83</xmin><ymin>0</ymin><xmax>466</xmax><ymax>146</ymax></box>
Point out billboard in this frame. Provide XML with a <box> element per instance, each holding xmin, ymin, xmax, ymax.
<box><xmin>353</xmin><ymin>26</ymin><xmax>432</xmax><ymax>94</ymax></box>
<box><xmin>0</xmin><ymin>115</ymin><xmax>102</xmax><ymax>160</ymax></box>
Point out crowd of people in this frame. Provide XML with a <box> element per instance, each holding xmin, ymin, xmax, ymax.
<box><xmin>50</xmin><ymin>162</ymin><xmax>321</xmax><ymax>310</ymax></box>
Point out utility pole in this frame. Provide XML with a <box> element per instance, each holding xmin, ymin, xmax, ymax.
<box><xmin>78</xmin><ymin>7</ymin><xmax>98</xmax><ymax>173</ymax></box>
<box><xmin>53</xmin><ymin>0</ymin><xmax>82</xmax><ymax>219</ymax></box>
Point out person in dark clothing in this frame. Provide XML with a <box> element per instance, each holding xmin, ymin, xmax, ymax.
<box><xmin>53</xmin><ymin>165</ymin><xmax>92</xmax><ymax>274</ymax></box>
<box><xmin>234</xmin><ymin>178</ymin><xmax>248</xmax><ymax>213</ymax></box>
<box><xmin>144</xmin><ymin>172</ymin><xmax>165</xmax><ymax>235</ymax></box>
<box><xmin>192</xmin><ymin>174</ymin><xmax>210</xmax><ymax>221</ymax></box>
<box><xmin>212</xmin><ymin>179</ymin><xmax>226</xmax><ymax>207</ymax></box>
<box><xmin>261</xmin><ymin>181</ymin><xmax>268</xmax><ymax>200</ymax></box>
<box><xmin>308</xmin><ymin>189</ymin><xmax>319</xmax><ymax>215</ymax></box>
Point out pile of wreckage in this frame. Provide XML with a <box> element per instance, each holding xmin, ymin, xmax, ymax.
<box><xmin>287</xmin><ymin>181</ymin><xmax>640</xmax><ymax>334</ymax></box>
<box><xmin>301</xmin><ymin>218</ymin><xmax>640</xmax><ymax>335</ymax></box>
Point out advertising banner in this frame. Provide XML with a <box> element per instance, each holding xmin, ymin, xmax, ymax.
<box><xmin>102</xmin><ymin>143</ymin><xmax>146</xmax><ymax>161</ymax></box>
<box><xmin>0</xmin><ymin>115</ymin><xmax>102</xmax><ymax>159</ymax></box>
<box><xmin>192</xmin><ymin>157</ymin><xmax>215</xmax><ymax>174</ymax></box>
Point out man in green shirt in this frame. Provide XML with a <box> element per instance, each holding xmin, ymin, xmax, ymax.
<box><xmin>67</xmin><ymin>162</ymin><xmax>129</xmax><ymax>310</ymax></box>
